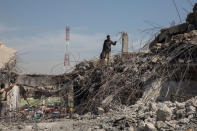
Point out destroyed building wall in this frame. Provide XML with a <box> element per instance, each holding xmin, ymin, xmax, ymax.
<box><xmin>0</xmin><ymin>42</ymin><xmax>16</xmax><ymax>70</ymax></box>
<box><xmin>149</xmin><ymin>3</ymin><xmax>197</xmax><ymax>50</ymax></box>
<box><xmin>141</xmin><ymin>79</ymin><xmax>197</xmax><ymax>103</ymax></box>
<box><xmin>158</xmin><ymin>80</ymin><xmax>197</xmax><ymax>101</ymax></box>
<box><xmin>14</xmin><ymin>73</ymin><xmax>74</xmax><ymax>99</ymax></box>
<box><xmin>143</xmin><ymin>4</ymin><xmax>197</xmax><ymax>103</ymax></box>
<box><xmin>156</xmin><ymin>64</ymin><xmax>197</xmax><ymax>102</ymax></box>
<box><xmin>16</xmin><ymin>74</ymin><xmax>59</xmax><ymax>87</ymax></box>
<box><xmin>0</xmin><ymin>42</ymin><xmax>16</xmax><ymax>87</ymax></box>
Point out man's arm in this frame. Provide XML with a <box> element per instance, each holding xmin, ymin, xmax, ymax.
<box><xmin>0</xmin><ymin>89</ymin><xmax>4</xmax><ymax>93</ymax></box>
<box><xmin>4</xmin><ymin>86</ymin><xmax>13</xmax><ymax>92</ymax></box>
<box><xmin>111</xmin><ymin>40</ymin><xmax>117</xmax><ymax>45</ymax></box>
<box><xmin>4</xmin><ymin>84</ymin><xmax>15</xmax><ymax>92</ymax></box>
<box><xmin>20</xmin><ymin>86</ymin><xmax>27</xmax><ymax>100</ymax></box>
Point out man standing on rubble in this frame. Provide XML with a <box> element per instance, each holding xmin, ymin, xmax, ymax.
<box><xmin>100</xmin><ymin>35</ymin><xmax>117</xmax><ymax>65</ymax></box>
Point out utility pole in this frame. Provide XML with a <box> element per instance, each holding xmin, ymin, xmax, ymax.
<box><xmin>122</xmin><ymin>32</ymin><xmax>128</xmax><ymax>53</ymax></box>
<box><xmin>121</xmin><ymin>32</ymin><xmax>129</xmax><ymax>62</ymax></box>
<box><xmin>64</xmin><ymin>26</ymin><xmax>70</xmax><ymax>67</ymax></box>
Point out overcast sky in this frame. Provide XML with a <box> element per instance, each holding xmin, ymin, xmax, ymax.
<box><xmin>0</xmin><ymin>0</ymin><xmax>195</xmax><ymax>74</ymax></box>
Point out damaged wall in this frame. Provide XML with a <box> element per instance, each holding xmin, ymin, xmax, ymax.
<box><xmin>16</xmin><ymin>74</ymin><xmax>60</xmax><ymax>87</ymax></box>
<box><xmin>0</xmin><ymin>42</ymin><xmax>17</xmax><ymax>87</ymax></box>
<box><xmin>0</xmin><ymin>42</ymin><xmax>16</xmax><ymax>70</ymax></box>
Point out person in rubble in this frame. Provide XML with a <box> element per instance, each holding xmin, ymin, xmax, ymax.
<box><xmin>0</xmin><ymin>83</ymin><xmax>13</xmax><ymax>117</ymax></box>
<box><xmin>100</xmin><ymin>35</ymin><xmax>117</xmax><ymax>65</ymax></box>
<box><xmin>7</xmin><ymin>81</ymin><xmax>21</xmax><ymax>112</ymax></box>
<box><xmin>0</xmin><ymin>83</ymin><xmax>7</xmax><ymax>117</ymax></box>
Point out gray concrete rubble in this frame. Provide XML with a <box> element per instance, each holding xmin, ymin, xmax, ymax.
<box><xmin>0</xmin><ymin>97</ymin><xmax>197</xmax><ymax>130</ymax></box>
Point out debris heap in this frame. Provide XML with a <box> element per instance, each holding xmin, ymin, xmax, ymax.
<box><xmin>69</xmin><ymin>4</ymin><xmax>197</xmax><ymax>115</ymax></box>
<box><xmin>71</xmin><ymin>30</ymin><xmax>197</xmax><ymax>114</ymax></box>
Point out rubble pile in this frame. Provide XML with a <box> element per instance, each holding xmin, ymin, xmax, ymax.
<box><xmin>71</xmin><ymin>53</ymin><xmax>155</xmax><ymax>113</ymax></box>
<box><xmin>68</xmin><ymin>4</ymin><xmax>197</xmax><ymax>115</ymax></box>
<box><xmin>3</xmin><ymin>97</ymin><xmax>196</xmax><ymax>131</ymax></box>
<box><xmin>69</xmin><ymin>97</ymin><xmax>197</xmax><ymax>131</ymax></box>
<box><xmin>122</xmin><ymin>97</ymin><xmax>197</xmax><ymax>130</ymax></box>
<box><xmin>71</xmin><ymin>31</ymin><xmax>197</xmax><ymax>114</ymax></box>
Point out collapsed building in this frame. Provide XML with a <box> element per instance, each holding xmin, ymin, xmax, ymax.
<box><xmin>42</xmin><ymin>4</ymin><xmax>197</xmax><ymax>130</ymax></box>
<box><xmin>70</xmin><ymin>28</ymin><xmax>197</xmax><ymax>114</ymax></box>
<box><xmin>2</xmin><ymin>4</ymin><xmax>197</xmax><ymax>131</ymax></box>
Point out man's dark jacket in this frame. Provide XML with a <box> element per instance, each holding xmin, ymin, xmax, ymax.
<box><xmin>100</xmin><ymin>39</ymin><xmax>116</xmax><ymax>59</ymax></box>
<box><xmin>102</xmin><ymin>39</ymin><xmax>116</xmax><ymax>53</ymax></box>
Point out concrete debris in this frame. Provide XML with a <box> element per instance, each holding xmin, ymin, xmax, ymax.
<box><xmin>156</xmin><ymin>103</ymin><xmax>172</xmax><ymax>121</ymax></box>
<box><xmin>1</xmin><ymin>97</ymin><xmax>196</xmax><ymax>130</ymax></box>
<box><xmin>97</xmin><ymin>107</ymin><xmax>104</xmax><ymax>115</ymax></box>
<box><xmin>144</xmin><ymin>122</ymin><xmax>157</xmax><ymax>131</ymax></box>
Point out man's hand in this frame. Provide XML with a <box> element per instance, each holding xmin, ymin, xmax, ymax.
<box><xmin>114</xmin><ymin>41</ymin><xmax>117</xmax><ymax>45</ymax></box>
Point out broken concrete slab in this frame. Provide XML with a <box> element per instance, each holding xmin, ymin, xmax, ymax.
<box><xmin>156</xmin><ymin>104</ymin><xmax>172</xmax><ymax>121</ymax></box>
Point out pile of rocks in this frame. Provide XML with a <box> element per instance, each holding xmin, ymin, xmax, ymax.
<box><xmin>70</xmin><ymin>97</ymin><xmax>197</xmax><ymax>130</ymax></box>
<box><xmin>0</xmin><ymin>96</ymin><xmax>196</xmax><ymax>130</ymax></box>
<box><xmin>128</xmin><ymin>97</ymin><xmax>197</xmax><ymax>130</ymax></box>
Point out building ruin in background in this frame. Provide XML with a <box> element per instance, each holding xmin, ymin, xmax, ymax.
<box><xmin>0</xmin><ymin>42</ymin><xmax>16</xmax><ymax>87</ymax></box>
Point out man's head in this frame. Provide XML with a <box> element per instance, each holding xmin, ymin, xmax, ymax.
<box><xmin>10</xmin><ymin>80</ymin><xmax>15</xmax><ymax>84</ymax></box>
<box><xmin>107</xmin><ymin>35</ymin><xmax>110</xmax><ymax>40</ymax></box>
